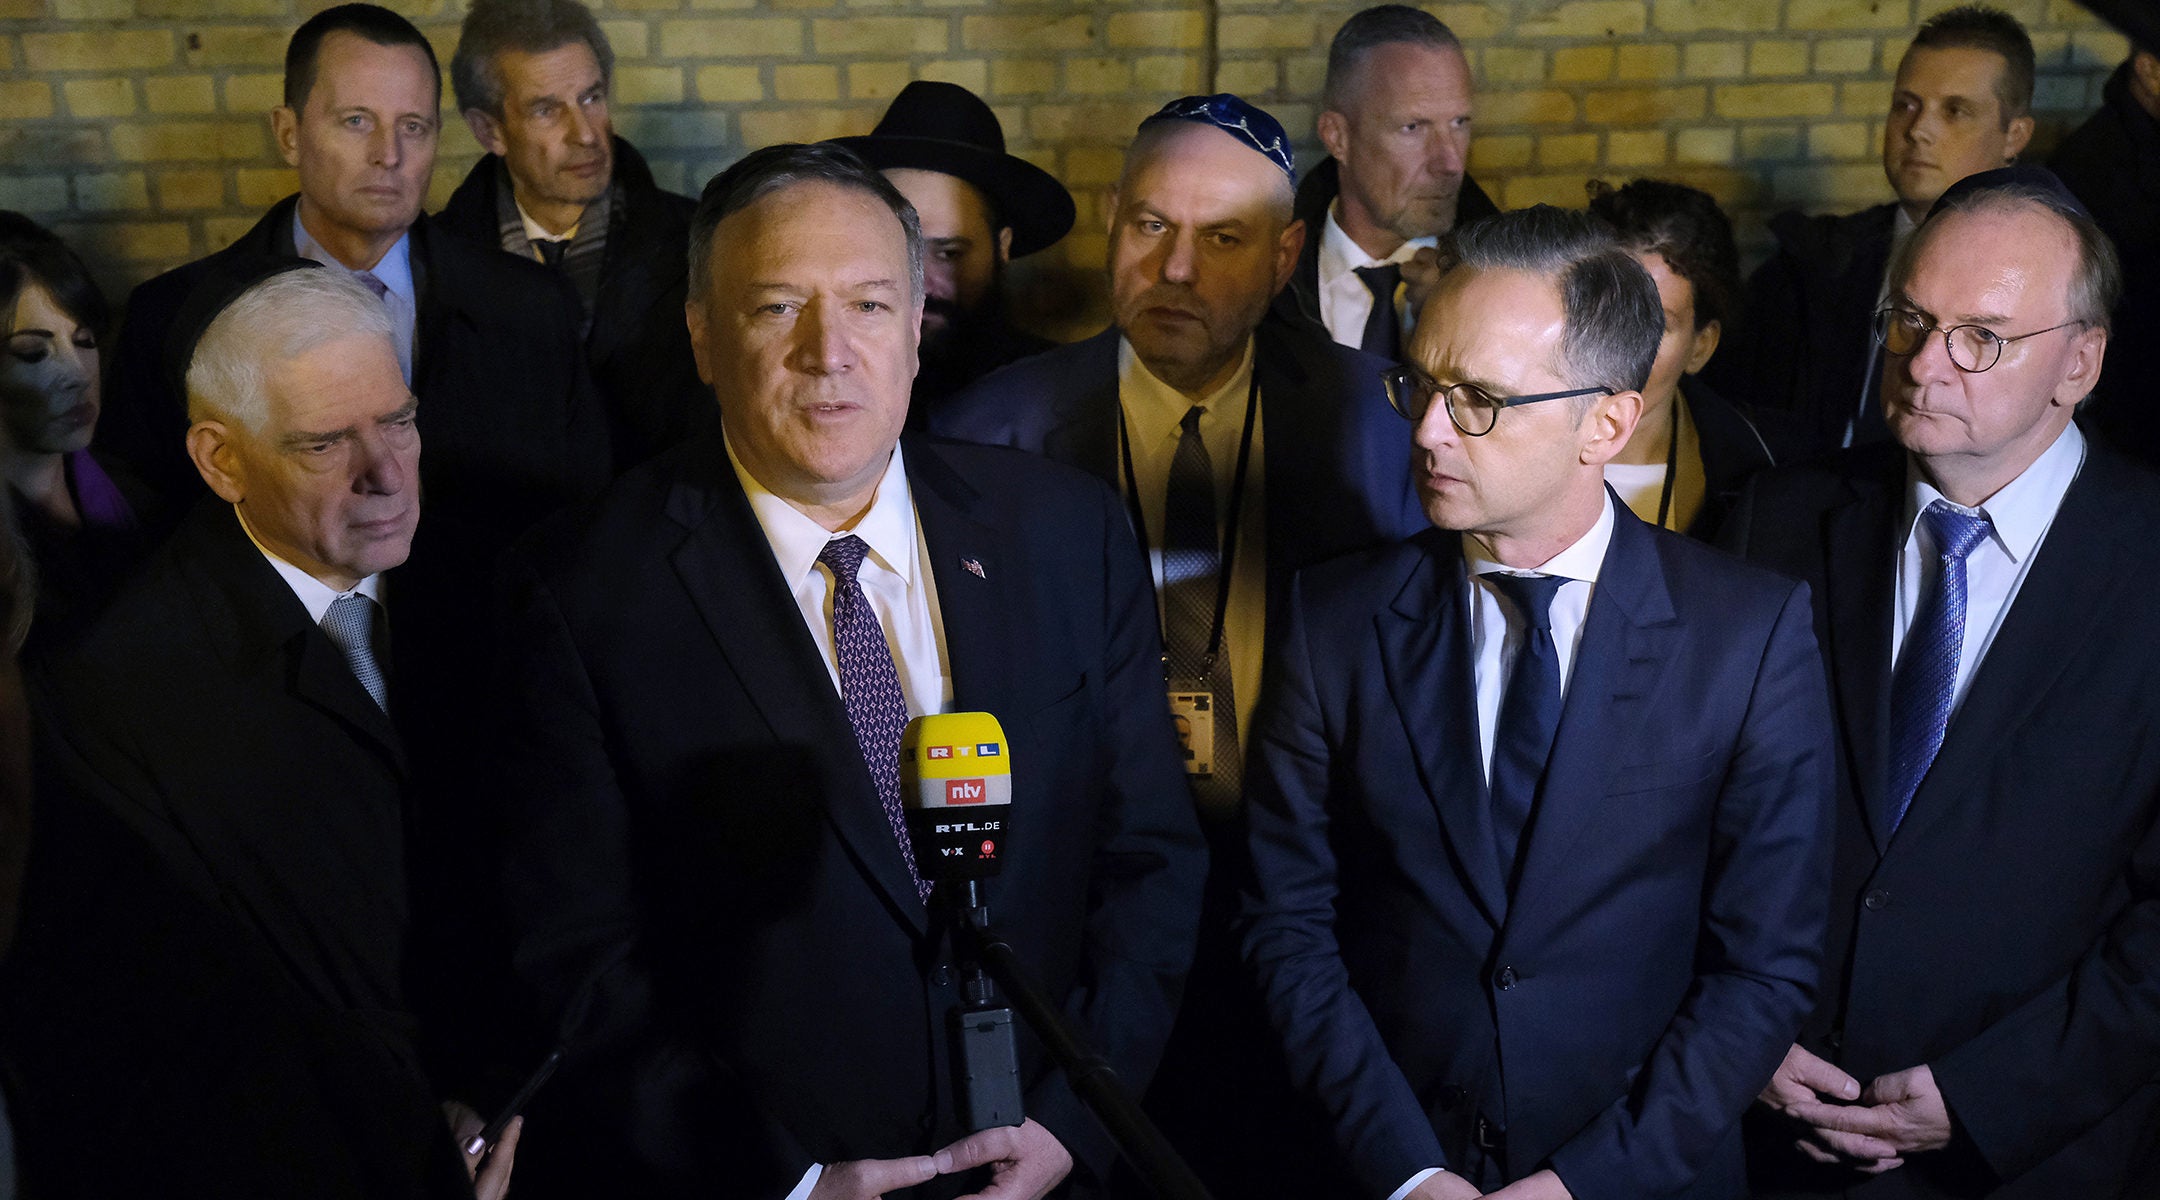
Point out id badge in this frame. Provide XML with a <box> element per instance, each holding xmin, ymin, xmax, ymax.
<box><xmin>1168</xmin><ymin>687</ymin><xmax>1215</xmax><ymax>777</ymax></box>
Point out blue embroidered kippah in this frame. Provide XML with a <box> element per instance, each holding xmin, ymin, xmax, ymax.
<box><xmin>1140</xmin><ymin>94</ymin><xmax>1297</xmax><ymax>185</ymax></box>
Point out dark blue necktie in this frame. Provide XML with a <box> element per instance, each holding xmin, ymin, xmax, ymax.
<box><xmin>1485</xmin><ymin>572</ymin><xmax>1568</xmax><ymax>888</ymax></box>
<box><xmin>1354</xmin><ymin>263</ymin><xmax>1403</xmax><ymax>362</ymax></box>
<box><xmin>1163</xmin><ymin>405</ymin><xmax>1239</xmax><ymax>808</ymax></box>
<box><xmin>1886</xmin><ymin>502</ymin><xmax>1994</xmax><ymax>833</ymax></box>
<box><xmin>819</xmin><ymin>535</ymin><xmax>929</xmax><ymax>902</ymax></box>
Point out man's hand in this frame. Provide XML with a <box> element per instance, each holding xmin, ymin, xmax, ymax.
<box><xmin>933</xmin><ymin>1118</ymin><xmax>1073</xmax><ymax>1200</ymax></box>
<box><xmin>1787</xmin><ymin>1065</ymin><xmax>1955</xmax><ymax>1160</ymax></box>
<box><xmin>1485</xmin><ymin>1169</ymin><xmax>1571</xmax><ymax>1200</ymax></box>
<box><xmin>808</xmin><ymin>1155</ymin><xmax>941</xmax><ymax>1200</ymax></box>
<box><xmin>1407</xmin><ymin>1169</ymin><xmax>1483</xmax><ymax>1199</ymax></box>
<box><xmin>442</xmin><ymin>1100</ymin><xmax>521</xmax><ymax>1200</ymax></box>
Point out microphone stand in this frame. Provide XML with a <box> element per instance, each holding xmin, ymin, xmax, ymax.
<box><xmin>952</xmin><ymin>881</ymin><xmax>1215</xmax><ymax>1200</ymax></box>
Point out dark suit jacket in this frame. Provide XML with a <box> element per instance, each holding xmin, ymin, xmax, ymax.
<box><xmin>1269</xmin><ymin>156</ymin><xmax>1503</xmax><ymax>341</ymax></box>
<box><xmin>436</xmin><ymin>137</ymin><xmax>716</xmax><ymax>471</ymax></box>
<box><xmin>490</xmin><ymin>433</ymin><xmax>1207</xmax><ymax>1198</ymax></box>
<box><xmin>929</xmin><ymin>323</ymin><xmax>1426</xmax><ymax>623</ymax></box>
<box><xmin>1724</xmin><ymin>438</ymin><xmax>2160</xmax><ymax>1198</ymax></box>
<box><xmin>1705</xmin><ymin>202</ymin><xmax>1898</xmax><ymax>456</ymax></box>
<box><xmin>101</xmin><ymin>194</ymin><xmax>611</xmax><ymax>540</ymax></box>
<box><xmin>1242</xmin><ymin>501</ymin><xmax>1834</xmax><ymax>1200</ymax></box>
<box><xmin>2051</xmin><ymin>62</ymin><xmax>2160</xmax><ymax>469</ymax></box>
<box><xmin>1681</xmin><ymin>374</ymin><xmax>1798</xmax><ymax>540</ymax></box>
<box><xmin>20</xmin><ymin>499</ymin><xmax>477</xmax><ymax>1192</ymax></box>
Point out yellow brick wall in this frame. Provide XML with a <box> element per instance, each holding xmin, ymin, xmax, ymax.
<box><xmin>0</xmin><ymin>0</ymin><xmax>2128</xmax><ymax>333</ymax></box>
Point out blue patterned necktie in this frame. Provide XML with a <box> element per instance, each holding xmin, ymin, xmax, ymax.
<box><xmin>1886</xmin><ymin>502</ymin><xmax>1995</xmax><ymax>833</ymax></box>
<box><xmin>1163</xmin><ymin>405</ymin><xmax>1239</xmax><ymax>809</ymax></box>
<box><xmin>1353</xmin><ymin>263</ymin><xmax>1403</xmax><ymax>362</ymax></box>
<box><xmin>321</xmin><ymin>593</ymin><xmax>388</xmax><ymax>713</ymax></box>
<box><xmin>1484</xmin><ymin>572</ymin><xmax>1568</xmax><ymax>889</ymax></box>
<box><xmin>819</xmin><ymin>535</ymin><xmax>929</xmax><ymax>902</ymax></box>
<box><xmin>354</xmin><ymin>270</ymin><xmax>388</xmax><ymax>301</ymax></box>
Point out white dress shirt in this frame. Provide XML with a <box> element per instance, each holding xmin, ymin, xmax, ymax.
<box><xmin>1118</xmin><ymin>336</ymin><xmax>1268</xmax><ymax>743</ymax></box>
<box><xmin>729</xmin><ymin>438</ymin><xmax>954</xmax><ymax>1200</ymax></box>
<box><xmin>1319</xmin><ymin>202</ymin><xmax>1436</xmax><ymax>352</ymax></box>
<box><xmin>235</xmin><ymin>505</ymin><xmax>386</xmax><ymax>640</ymax></box>
<box><xmin>1463</xmin><ymin>493</ymin><xmax>1615</xmax><ymax>783</ymax></box>
<box><xmin>1891</xmin><ymin>423</ymin><xmax>2084</xmax><ymax>716</ymax></box>
<box><xmin>292</xmin><ymin>207</ymin><xmax>417</xmax><ymax>386</ymax></box>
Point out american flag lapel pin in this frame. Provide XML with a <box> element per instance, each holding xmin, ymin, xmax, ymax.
<box><xmin>961</xmin><ymin>557</ymin><xmax>987</xmax><ymax>580</ymax></box>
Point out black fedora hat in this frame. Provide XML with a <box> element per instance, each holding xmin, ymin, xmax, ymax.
<box><xmin>831</xmin><ymin>81</ymin><xmax>1075</xmax><ymax>258</ymax></box>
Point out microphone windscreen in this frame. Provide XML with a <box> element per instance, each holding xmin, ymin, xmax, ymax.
<box><xmin>900</xmin><ymin>712</ymin><xmax>1011</xmax><ymax>881</ymax></box>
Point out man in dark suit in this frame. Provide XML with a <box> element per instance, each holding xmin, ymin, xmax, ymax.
<box><xmin>102</xmin><ymin>2</ymin><xmax>609</xmax><ymax>535</ymax></box>
<box><xmin>2049</xmin><ymin>43</ymin><xmax>2160</xmax><ymax>465</ymax></box>
<box><xmin>933</xmin><ymin>95</ymin><xmax>1422</xmax><ymax>1196</ymax></box>
<box><xmin>1243</xmin><ymin>206</ymin><xmax>1835</xmax><ymax>1200</ymax></box>
<box><xmin>440</xmin><ymin>0</ymin><xmax>712</xmax><ymax>470</ymax></box>
<box><xmin>29</xmin><ymin>265</ymin><xmax>516</xmax><ymax>1199</ymax></box>
<box><xmin>1728</xmin><ymin>169</ymin><xmax>2160</xmax><ymax>1198</ymax></box>
<box><xmin>1708</xmin><ymin>6</ymin><xmax>2035</xmax><ymax>454</ymax></box>
<box><xmin>489</xmin><ymin>142</ymin><xmax>1204</xmax><ymax>1200</ymax></box>
<box><xmin>1271</xmin><ymin>6</ymin><xmax>1500</xmax><ymax>353</ymax></box>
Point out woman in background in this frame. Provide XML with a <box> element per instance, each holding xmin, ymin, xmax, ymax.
<box><xmin>0</xmin><ymin>212</ymin><xmax>152</xmax><ymax>657</ymax></box>
<box><xmin>1586</xmin><ymin>179</ymin><xmax>1795</xmax><ymax>538</ymax></box>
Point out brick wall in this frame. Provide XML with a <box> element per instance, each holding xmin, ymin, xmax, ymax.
<box><xmin>0</xmin><ymin>0</ymin><xmax>2128</xmax><ymax>334</ymax></box>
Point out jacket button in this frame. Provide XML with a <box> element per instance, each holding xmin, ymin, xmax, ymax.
<box><xmin>1863</xmin><ymin>889</ymin><xmax>1891</xmax><ymax>911</ymax></box>
<box><xmin>931</xmin><ymin>965</ymin><xmax>953</xmax><ymax>987</ymax></box>
<box><xmin>1495</xmin><ymin>966</ymin><xmax>1518</xmax><ymax>990</ymax></box>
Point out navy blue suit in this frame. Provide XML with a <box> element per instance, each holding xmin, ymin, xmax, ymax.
<box><xmin>1243</xmin><ymin>501</ymin><xmax>1835</xmax><ymax>1200</ymax></box>
<box><xmin>929</xmin><ymin>322</ymin><xmax>1427</xmax><ymax>615</ymax></box>
<box><xmin>489</xmin><ymin>433</ymin><xmax>1205</xmax><ymax>1198</ymax></box>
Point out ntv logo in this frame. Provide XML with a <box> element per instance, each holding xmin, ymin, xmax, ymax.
<box><xmin>945</xmin><ymin>778</ymin><xmax>988</xmax><ymax>805</ymax></box>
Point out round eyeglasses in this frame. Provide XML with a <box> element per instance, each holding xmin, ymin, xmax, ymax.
<box><xmin>1380</xmin><ymin>364</ymin><xmax>1615</xmax><ymax>437</ymax></box>
<box><xmin>1872</xmin><ymin>307</ymin><xmax>2085</xmax><ymax>374</ymax></box>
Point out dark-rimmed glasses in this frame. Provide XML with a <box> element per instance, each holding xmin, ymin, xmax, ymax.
<box><xmin>1380</xmin><ymin>363</ymin><xmax>1616</xmax><ymax>437</ymax></box>
<box><xmin>1872</xmin><ymin>307</ymin><xmax>2086</xmax><ymax>374</ymax></box>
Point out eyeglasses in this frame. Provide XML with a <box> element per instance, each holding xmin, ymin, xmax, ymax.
<box><xmin>1380</xmin><ymin>363</ymin><xmax>1615</xmax><ymax>437</ymax></box>
<box><xmin>1872</xmin><ymin>307</ymin><xmax>2086</xmax><ymax>374</ymax></box>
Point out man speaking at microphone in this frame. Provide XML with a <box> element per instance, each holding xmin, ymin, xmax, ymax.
<box><xmin>488</xmin><ymin>141</ymin><xmax>1206</xmax><ymax>1200</ymax></box>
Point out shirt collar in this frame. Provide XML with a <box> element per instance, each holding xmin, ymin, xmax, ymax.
<box><xmin>234</xmin><ymin>505</ymin><xmax>385</xmax><ymax>626</ymax></box>
<box><xmin>1319</xmin><ymin>201</ymin><xmax>1436</xmax><ymax>287</ymax></box>
<box><xmin>1117</xmin><ymin>335</ymin><xmax>1256</xmax><ymax>434</ymax></box>
<box><xmin>1903</xmin><ymin>421</ymin><xmax>2086</xmax><ymax>564</ymax></box>
<box><xmin>725</xmin><ymin>435</ymin><xmax>918</xmax><ymax>589</ymax></box>
<box><xmin>291</xmin><ymin>206</ymin><xmax>414</xmax><ymax>302</ymax></box>
<box><xmin>1462</xmin><ymin>490</ymin><xmax>1616</xmax><ymax>584</ymax></box>
<box><xmin>516</xmin><ymin>198</ymin><xmax>579</xmax><ymax>245</ymax></box>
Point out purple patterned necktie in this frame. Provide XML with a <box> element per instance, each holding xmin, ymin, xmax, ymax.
<box><xmin>819</xmin><ymin>535</ymin><xmax>929</xmax><ymax>902</ymax></box>
<box><xmin>354</xmin><ymin>270</ymin><xmax>389</xmax><ymax>301</ymax></box>
<box><xmin>1886</xmin><ymin>501</ymin><xmax>1994</xmax><ymax>832</ymax></box>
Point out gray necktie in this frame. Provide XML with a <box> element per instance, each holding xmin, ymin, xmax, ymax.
<box><xmin>321</xmin><ymin>593</ymin><xmax>388</xmax><ymax>713</ymax></box>
<box><xmin>1163</xmin><ymin>405</ymin><xmax>1239</xmax><ymax>809</ymax></box>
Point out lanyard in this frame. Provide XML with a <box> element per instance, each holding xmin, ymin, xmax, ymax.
<box><xmin>1655</xmin><ymin>402</ymin><xmax>1679</xmax><ymax>531</ymax></box>
<box><xmin>1118</xmin><ymin>370</ymin><xmax>1262</xmax><ymax>669</ymax></box>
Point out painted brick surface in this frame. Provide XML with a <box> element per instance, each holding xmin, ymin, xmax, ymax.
<box><xmin>0</xmin><ymin>0</ymin><xmax>2123</xmax><ymax>331</ymax></box>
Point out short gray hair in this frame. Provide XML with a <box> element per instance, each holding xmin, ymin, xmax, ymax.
<box><xmin>1891</xmin><ymin>181</ymin><xmax>2122</xmax><ymax>335</ymax></box>
<box><xmin>451</xmin><ymin>0</ymin><xmax>614</xmax><ymax>120</ymax></box>
<box><xmin>688</xmin><ymin>141</ymin><xmax>923</xmax><ymax>304</ymax></box>
<box><xmin>1444</xmin><ymin>205</ymin><xmax>1663</xmax><ymax>397</ymax></box>
<box><xmin>186</xmin><ymin>269</ymin><xmax>397</xmax><ymax>432</ymax></box>
<box><xmin>1322</xmin><ymin>5</ymin><xmax>1464</xmax><ymax>112</ymax></box>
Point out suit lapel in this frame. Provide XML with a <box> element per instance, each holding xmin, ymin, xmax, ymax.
<box><xmin>906</xmin><ymin>439</ymin><xmax>1021</xmax><ymax>721</ymax></box>
<box><xmin>663</xmin><ymin>452</ymin><xmax>930</xmax><ymax>934</ymax></box>
<box><xmin>1893</xmin><ymin>449</ymin><xmax>2125</xmax><ymax>849</ymax></box>
<box><xmin>1507</xmin><ymin>505</ymin><xmax>1679</xmax><ymax>930</ymax></box>
<box><xmin>1821</xmin><ymin>478</ymin><xmax>1902</xmax><ymax>855</ymax></box>
<box><xmin>1377</xmin><ymin>533</ymin><xmax>1508</xmax><ymax>928</ymax></box>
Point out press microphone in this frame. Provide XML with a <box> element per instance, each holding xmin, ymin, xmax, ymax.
<box><xmin>899</xmin><ymin>711</ymin><xmax>1012</xmax><ymax>884</ymax></box>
